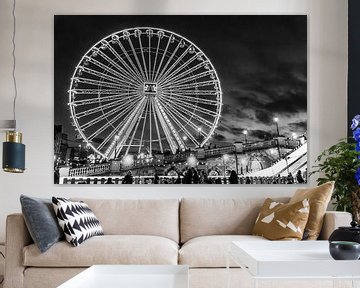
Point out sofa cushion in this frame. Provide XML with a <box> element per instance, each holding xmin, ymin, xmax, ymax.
<box><xmin>179</xmin><ymin>235</ymin><xmax>267</xmax><ymax>268</ymax></box>
<box><xmin>180</xmin><ymin>198</ymin><xmax>289</xmax><ymax>243</ymax></box>
<box><xmin>23</xmin><ymin>235</ymin><xmax>178</xmax><ymax>267</ymax></box>
<box><xmin>72</xmin><ymin>198</ymin><xmax>179</xmax><ymax>243</ymax></box>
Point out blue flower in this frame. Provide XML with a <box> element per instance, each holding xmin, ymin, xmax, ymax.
<box><xmin>356</xmin><ymin>167</ymin><xmax>360</xmax><ymax>186</ymax></box>
<box><xmin>353</xmin><ymin>128</ymin><xmax>360</xmax><ymax>142</ymax></box>
<box><xmin>352</xmin><ymin>115</ymin><xmax>360</xmax><ymax>130</ymax></box>
<box><xmin>357</xmin><ymin>142</ymin><xmax>360</xmax><ymax>152</ymax></box>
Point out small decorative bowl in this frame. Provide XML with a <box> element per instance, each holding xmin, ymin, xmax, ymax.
<box><xmin>329</xmin><ymin>241</ymin><xmax>360</xmax><ymax>260</ymax></box>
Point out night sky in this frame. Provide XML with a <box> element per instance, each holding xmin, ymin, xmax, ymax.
<box><xmin>55</xmin><ymin>15</ymin><xmax>307</xmax><ymax>145</ymax></box>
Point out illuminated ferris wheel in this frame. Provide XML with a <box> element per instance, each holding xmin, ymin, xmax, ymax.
<box><xmin>68</xmin><ymin>27</ymin><xmax>222</xmax><ymax>159</ymax></box>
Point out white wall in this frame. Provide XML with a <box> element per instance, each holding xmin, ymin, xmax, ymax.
<box><xmin>0</xmin><ymin>0</ymin><xmax>348</xmax><ymax>242</ymax></box>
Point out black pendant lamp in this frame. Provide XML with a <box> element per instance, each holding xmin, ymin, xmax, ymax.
<box><xmin>3</xmin><ymin>131</ymin><xmax>25</xmax><ymax>173</ymax></box>
<box><xmin>1</xmin><ymin>0</ymin><xmax>26</xmax><ymax>173</ymax></box>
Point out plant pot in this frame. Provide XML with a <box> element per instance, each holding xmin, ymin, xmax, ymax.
<box><xmin>329</xmin><ymin>221</ymin><xmax>360</xmax><ymax>244</ymax></box>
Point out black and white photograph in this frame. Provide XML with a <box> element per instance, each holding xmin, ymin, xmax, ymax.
<box><xmin>54</xmin><ymin>15</ymin><xmax>307</xmax><ymax>185</ymax></box>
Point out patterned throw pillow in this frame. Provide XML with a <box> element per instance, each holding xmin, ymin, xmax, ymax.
<box><xmin>52</xmin><ymin>197</ymin><xmax>104</xmax><ymax>246</ymax></box>
<box><xmin>252</xmin><ymin>198</ymin><xmax>310</xmax><ymax>240</ymax></box>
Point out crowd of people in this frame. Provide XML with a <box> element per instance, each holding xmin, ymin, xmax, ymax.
<box><xmin>65</xmin><ymin>167</ymin><xmax>307</xmax><ymax>185</ymax></box>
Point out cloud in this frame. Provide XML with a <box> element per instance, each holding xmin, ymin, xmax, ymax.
<box><xmin>213</xmin><ymin>133</ymin><xmax>226</xmax><ymax>141</ymax></box>
<box><xmin>288</xmin><ymin>120</ymin><xmax>307</xmax><ymax>132</ymax></box>
<box><xmin>255</xmin><ymin>110</ymin><xmax>273</xmax><ymax>125</ymax></box>
<box><xmin>250</xmin><ymin>130</ymin><xmax>274</xmax><ymax>140</ymax></box>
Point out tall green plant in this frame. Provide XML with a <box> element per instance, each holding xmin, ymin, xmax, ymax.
<box><xmin>311</xmin><ymin>139</ymin><xmax>360</xmax><ymax>220</ymax></box>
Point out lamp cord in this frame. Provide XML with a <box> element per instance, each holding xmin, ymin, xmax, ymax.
<box><xmin>11</xmin><ymin>0</ymin><xmax>18</xmax><ymax>125</ymax></box>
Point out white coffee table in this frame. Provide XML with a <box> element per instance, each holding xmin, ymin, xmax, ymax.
<box><xmin>228</xmin><ymin>241</ymin><xmax>360</xmax><ymax>288</ymax></box>
<box><xmin>58</xmin><ymin>265</ymin><xmax>189</xmax><ymax>288</ymax></box>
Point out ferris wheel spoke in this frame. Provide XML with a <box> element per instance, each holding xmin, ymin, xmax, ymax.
<box><xmin>110</xmin><ymin>98</ymin><xmax>148</xmax><ymax>157</ymax></box>
<box><xmin>79</xmin><ymin>66</ymin><xmax>137</xmax><ymax>87</ymax></box>
<box><xmin>171</xmin><ymin>80</ymin><xmax>217</xmax><ymax>90</ymax></box>
<box><xmin>161</xmin><ymin>91</ymin><xmax>219</xmax><ymax>113</ymax></box>
<box><xmin>127</xmin><ymin>37</ymin><xmax>147</xmax><ymax>80</ymax></box>
<box><xmin>153</xmin><ymin>98</ymin><xmax>186</xmax><ymax>151</ymax></box>
<box><xmin>125</xmin><ymin>99</ymin><xmax>148</xmax><ymax>155</ymax></box>
<box><xmin>160</xmin><ymin>106</ymin><xmax>207</xmax><ymax>146</ymax></box>
<box><xmin>75</xmin><ymin>94</ymin><xmax>141</xmax><ymax>119</ymax></box>
<box><xmin>156</xmin><ymin>100</ymin><xmax>199</xmax><ymax>147</ymax></box>
<box><xmin>154</xmin><ymin>41</ymin><xmax>182</xmax><ymax>83</ymax></box>
<box><xmin>148</xmin><ymin>31</ymin><xmax>152</xmax><ymax>82</ymax></box>
<box><xmin>157</xmin><ymin>101</ymin><xmax>202</xmax><ymax>147</ymax></box>
<box><xmin>70</xmin><ymin>88</ymin><xmax>134</xmax><ymax>96</ymax></box>
<box><xmin>88</xmin><ymin>98</ymin><xmax>144</xmax><ymax>143</ymax></box>
<box><xmin>73</xmin><ymin>77</ymin><xmax>126</xmax><ymax>90</ymax></box>
<box><xmin>137</xmin><ymin>98</ymin><xmax>150</xmax><ymax>155</ymax></box>
<box><xmin>169</xmin><ymin>102</ymin><xmax>214</xmax><ymax>129</ymax></box>
<box><xmin>160</xmin><ymin>90</ymin><xmax>219</xmax><ymax>106</ymax></box>
<box><xmin>149</xmin><ymin>97</ymin><xmax>153</xmax><ymax>154</ymax></box>
<box><xmin>157</xmin><ymin>52</ymin><xmax>200</xmax><ymax>84</ymax></box>
<box><xmin>160</xmin><ymin>92</ymin><xmax>219</xmax><ymax>117</ymax></box>
<box><xmin>153</xmin><ymin>97</ymin><xmax>182</xmax><ymax>153</ymax></box>
<box><xmin>72</xmin><ymin>92</ymin><xmax>140</xmax><ymax>106</ymax></box>
<box><xmin>103</xmin><ymin>97</ymin><xmax>147</xmax><ymax>158</ymax></box>
<box><xmin>156</xmin><ymin>46</ymin><xmax>191</xmax><ymax>84</ymax></box>
<box><xmin>136</xmin><ymin>32</ymin><xmax>150</xmax><ymax>81</ymax></box>
<box><xmin>158</xmin><ymin>97</ymin><xmax>213</xmax><ymax>132</ymax></box>
<box><xmin>103</xmin><ymin>42</ymin><xmax>144</xmax><ymax>84</ymax></box>
<box><xmin>82</xmin><ymin>97</ymin><xmax>141</xmax><ymax>132</ymax></box>
<box><xmin>115</xmin><ymin>41</ymin><xmax>146</xmax><ymax>83</ymax></box>
<box><xmin>154</xmin><ymin>107</ymin><xmax>177</xmax><ymax>154</ymax></box>
<box><xmin>83</xmin><ymin>55</ymin><xmax>142</xmax><ymax>87</ymax></box>
<box><xmin>151</xmin><ymin>36</ymin><xmax>161</xmax><ymax>81</ymax></box>
<box><xmin>97</xmin><ymin>106</ymin><xmax>138</xmax><ymax>152</ymax></box>
<box><xmin>153</xmin><ymin>35</ymin><xmax>172</xmax><ymax>81</ymax></box>
<box><xmin>168</xmin><ymin>88</ymin><xmax>219</xmax><ymax>97</ymax></box>
<box><xmin>150</xmin><ymin>97</ymin><xmax>164</xmax><ymax>153</ymax></box>
<box><xmin>159</xmin><ymin>60</ymin><xmax>210</xmax><ymax>86</ymax></box>
<box><xmin>161</xmin><ymin>70</ymin><xmax>214</xmax><ymax>89</ymax></box>
<box><xmin>93</xmin><ymin>48</ymin><xmax>143</xmax><ymax>85</ymax></box>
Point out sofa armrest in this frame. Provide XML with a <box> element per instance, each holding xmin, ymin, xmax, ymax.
<box><xmin>4</xmin><ymin>214</ymin><xmax>33</xmax><ymax>288</ymax></box>
<box><xmin>318</xmin><ymin>211</ymin><xmax>352</xmax><ymax>240</ymax></box>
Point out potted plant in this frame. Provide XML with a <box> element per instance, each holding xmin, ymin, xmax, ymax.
<box><xmin>311</xmin><ymin>115</ymin><xmax>360</xmax><ymax>222</ymax></box>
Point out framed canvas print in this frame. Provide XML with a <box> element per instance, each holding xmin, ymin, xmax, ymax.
<box><xmin>54</xmin><ymin>15</ymin><xmax>307</xmax><ymax>185</ymax></box>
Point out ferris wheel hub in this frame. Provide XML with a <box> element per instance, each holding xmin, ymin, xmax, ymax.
<box><xmin>143</xmin><ymin>82</ymin><xmax>157</xmax><ymax>95</ymax></box>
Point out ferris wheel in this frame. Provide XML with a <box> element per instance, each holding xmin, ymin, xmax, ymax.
<box><xmin>68</xmin><ymin>27</ymin><xmax>222</xmax><ymax>159</ymax></box>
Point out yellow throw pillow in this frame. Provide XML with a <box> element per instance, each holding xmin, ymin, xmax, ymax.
<box><xmin>289</xmin><ymin>181</ymin><xmax>334</xmax><ymax>240</ymax></box>
<box><xmin>252</xmin><ymin>198</ymin><xmax>310</xmax><ymax>240</ymax></box>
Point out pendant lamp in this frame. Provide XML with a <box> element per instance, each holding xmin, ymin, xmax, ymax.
<box><xmin>1</xmin><ymin>0</ymin><xmax>26</xmax><ymax>173</ymax></box>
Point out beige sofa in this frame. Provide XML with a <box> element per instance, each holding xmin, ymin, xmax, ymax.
<box><xmin>4</xmin><ymin>198</ymin><xmax>352</xmax><ymax>288</ymax></box>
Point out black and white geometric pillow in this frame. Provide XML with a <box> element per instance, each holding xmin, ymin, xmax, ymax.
<box><xmin>52</xmin><ymin>197</ymin><xmax>104</xmax><ymax>247</ymax></box>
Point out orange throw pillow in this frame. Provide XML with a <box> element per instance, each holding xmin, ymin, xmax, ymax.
<box><xmin>289</xmin><ymin>181</ymin><xmax>334</xmax><ymax>240</ymax></box>
<box><xmin>252</xmin><ymin>198</ymin><xmax>310</xmax><ymax>240</ymax></box>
